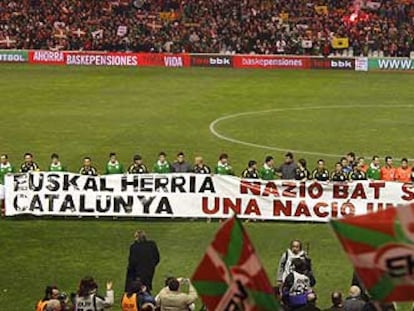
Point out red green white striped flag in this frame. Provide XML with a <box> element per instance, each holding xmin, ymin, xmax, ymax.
<box><xmin>331</xmin><ymin>203</ymin><xmax>414</xmax><ymax>302</ymax></box>
<box><xmin>192</xmin><ymin>216</ymin><xmax>279</xmax><ymax>310</ymax></box>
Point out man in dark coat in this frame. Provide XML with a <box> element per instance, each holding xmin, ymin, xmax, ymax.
<box><xmin>125</xmin><ymin>230</ymin><xmax>160</xmax><ymax>292</ymax></box>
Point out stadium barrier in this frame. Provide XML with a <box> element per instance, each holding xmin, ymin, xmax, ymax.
<box><xmin>4</xmin><ymin>172</ymin><xmax>413</xmax><ymax>222</ymax></box>
<box><xmin>2</xmin><ymin>49</ymin><xmax>412</xmax><ymax>72</ymax></box>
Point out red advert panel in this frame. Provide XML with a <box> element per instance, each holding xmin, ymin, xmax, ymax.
<box><xmin>138</xmin><ymin>53</ymin><xmax>190</xmax><ymax>67</ymax></box>
<box><xmin>29</xmin><ymin>50</ymin><xmax>66</xmax><ymax>65</ymax></box>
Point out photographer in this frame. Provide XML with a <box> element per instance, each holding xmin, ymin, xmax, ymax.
<box><xmin>277</xmin><ymin>240</ymin><xmax>313</xmax><ymax>286</ymax></box>
<box><xmin>121</xmin><ymin>279</ymin><xmax>156</xmax><ymax>311</ymax></box>
<box><xmin>73</xmin><ymin>276</ymin><xmax>114</xmax><ymax>311</ymax></box>
<box><xmin>282</xmin><ymin>258</ymin><xmax>316</xmax><ymax>309</ymax></box>
<box><xmin>36</xmin><ymin>286</ymin><xmax>60</xmax><ymax>311</ymax></box>
<box><xmin>155</xmin><ymin>277</ymin><xmax>197</xmax><ymax>311</ymax></box>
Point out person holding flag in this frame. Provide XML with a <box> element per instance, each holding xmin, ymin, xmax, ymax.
<box><xmin>104</xmin><ymin>152</ymin><xmax>124</xmax><ymax>175</ymax></box>
<box><xmin>192</xmin><ymin>216</ymin><xmax>279</xmax><ymax>311</ymax></box>
<box><xmin>48</xmin><ymin>153</ymin><xmax>66</xmax><ymax>172</ymax></box>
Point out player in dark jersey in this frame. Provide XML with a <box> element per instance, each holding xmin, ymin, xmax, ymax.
<box><xmin>312</xmin><ymin>159</ymin><xmax>329</xmax><ymax>181</ymax></box>
<box><xmin>348</xmin><ymin>163</ymin><xmax>367</xmax><ymax>181</ymax></box>
<box><xmin>20</xmin><ymin>152</ymin><xmax>40</xmax><ymax>173</ymax></box>
<box><xmin>192</xmin><ymin>156</ymin><xmax>211</xmax><ymax>174</ymax></box>
<box><xmin>331</xmin><ymin>162</ymin><xmax>347</xmax><ymax>182</ymax></box>
<box><xmin>127</xmin><ymin>155</ymin><xmax>148</xmax><ymax>174</ymax></box>
<box><xmin>295</xmin><ymin>158</ymin><xmax>310</xmax><ymax>181</ymax></box>
<box><xmin>79</xmin><ymin>157</ymin><xmax>98</xmax><ymax>176</ymax></box>
<box><xmin>241</xmin><ymin>160</ymin><xmax>259</xmax><ymax>179</ymax></box>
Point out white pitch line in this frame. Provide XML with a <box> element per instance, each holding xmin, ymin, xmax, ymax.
<box><xmin>209</xmin><ymin>105</ymin><xmax>414</xmax><ymax>160</ymax></box>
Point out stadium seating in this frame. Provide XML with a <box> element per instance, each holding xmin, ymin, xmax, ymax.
<box><xmin>0</xmin><ymin>0</ymin><xmax>413</xmax><ymax>56</ymax></box>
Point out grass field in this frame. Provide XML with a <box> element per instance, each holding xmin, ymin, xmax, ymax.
<box><xmin>1</xmin><ymin>65</ymin><xmax>414</xmax><ymax>310</ymax></box>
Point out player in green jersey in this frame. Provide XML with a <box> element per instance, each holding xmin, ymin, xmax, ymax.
<box><xmin>258</xmin><ymin>155</ymin><xmax>277</xmax><ymax>180</ymax></box>
<box><xmin>153</xmin><ymin>152</ymin><xmax>172</xmax><ymax>173</ymax></box>
<box><xmin>104</xmin><ymin>152</ymin><xmax>124</xmax><ymax>175</ymax></box>
<box><xmin>214</xmin><ymin>153</ymin><xmax>234</xmax><ymax>175</ymax></box>
<box><xmin>48</xmin><ymin>153</ymin><xmax>66</xmax><ymax>172</ymax></box>
<box><xmin>366</xmin><ymin>155</ymin><xmax>381</xmax><ymax>180</ymax></box>
<box><xmin>0</xmin><ymin>154</ymin><xmax>15</xmax><ymax>185</ymax></box>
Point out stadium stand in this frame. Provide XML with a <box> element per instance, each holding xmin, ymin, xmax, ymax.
<box><xmin>0</xmin><ymin>0</ymin><xmax>413</xmax><ymax>56</ymax></box>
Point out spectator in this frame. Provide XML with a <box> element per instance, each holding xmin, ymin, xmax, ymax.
<box><xmin>259</xmin><ymin>156</ymin><xmax>276</xmax><ymax>180</ymax></box>
<box><xmin>192</xmin><ymin>156</ymin><xmax>211</xmax><ymax>174</ymax></box>
<box><xmin>214</xmin><ymin>153</ymin><xmax>234</xmax><ymax>175</ymax></box>
<box><xmin>122</xmin><ymin>279</ymin><xmax>156</xmax><ymax>311</ymax></box>
<box><xmin>326</xmin><ymin>292</ymin><xmax>344</xmax><ymax>311</ymax></box>
<box><xmin>282</xmin><ymin>258</ymin><xmax>316</xmax><ymax>309</ymax></box>
<box><xmin>1</xmin><ymin>0</ymin><xmax>414</xmax><ymax>56</ymax></box>
<box><xmin>395</xmin><ymin>158</ymin><xmax>411</xmax><ymax>183</ymax></box>
<box><xmin>295</xmin><ymin>158</ymin><xmax>310</xmax><ymax>181</ymax></box>
<box><xmin>36</xmin><ymin>285</ymin><xmax>60</xmax><ymax>311</ymax></box>
<box><xmin>241</xmin><ymin>160</ymin><xmax>259</xmax><ymax>179</ymax></box>
<box><xmin>74</xmin><ymin>277</ymin><xmax>114</xmax><ymax>311</ymax></box>
<box><xmin>20</xmin><ymin>152</ymin><xmax>40</xmax><ymax>172</ymax></box>
<box><xmin>380</xmin><ymin>156</ymin><xmax>396</xmax><ymax>181</ymax></box>
<box><xmin>172</xmin><ymin>152</ymin><xmax>192</xmax><ymax>173</ymax></box>
<box><xmin>366</xmin><ymin>156</ymin><xmax>381</xmax><ymax>180</ymax></box>
<box><xmin>79</xmin><ymin>157</ymin><xmax>98</xmax><ymax>176</ymax></box>
<box><xmin>277</xmin><ymin>240</ymin><xmax>312</xmax><ymax>285</ymax></box>
<box><xmin>127</xmin><ymin>154</ymin><xmax>148</xmax><ymax>174</ymax></box>
<box><xmin>48</xmin><ymin>153</ymin><xmax>65</xmax><ymax>172</ymax></box>
<box><xmin>297</xmin><ymin>293</ymin><xmax>321</xmax><ymax>311</ymax></box>
<box><xmin>125</xmin><ymin>230</ymin><xmax>160</xmax><ymax>292</ymax></box>
<box><xmin>331</xmin><ymin>163</ymin><xmax>347</xmax><ymax>182</ymax></box>
<box><xmin>153</xmin><ymin>152</ymin><xmax>172</xmax><ymax>174</ymax></box>
<box><xmin>312</xmin><ymin>159</ymin><xmax>329</xmax><ymax>182</ymax></box>
<box><xmin>343</xmin><ymin>286</ymin><xmax>365</xmax><ymax>311</ymax></box>
<box><xmin>277</xmin><ymin>152</ymin><xmax>297</xmax><ymax>180</ymax></box>
<box><xmin>362</xmin><ymin>301</ymin><xmax>396</xmax><ymax>311</ymax></box>
<box><xmin>155</xmin><ymin>277</ymin><xmax>197</xmax><ymax>311</ymax></box>
<box><xmin>104</xmin><ymin>152</ymin><xmax>125</xmax><ymax>175</ymax></box>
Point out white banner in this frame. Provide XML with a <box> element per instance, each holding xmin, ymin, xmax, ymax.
<box><xmin>4</xmin><ymin>172</ymin><xmax>414</xmax><ymax>222</ymax></box>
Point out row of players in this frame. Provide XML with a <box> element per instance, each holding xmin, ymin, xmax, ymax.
<box><xmin>0</xmin><ymin>151</ymin><xmax>413</xmax><ymax>183</ymax></box>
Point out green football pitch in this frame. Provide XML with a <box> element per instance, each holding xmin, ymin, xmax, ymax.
<box><xmin>1</xmin><ymin>65</ymin><xmax>414</xmax><ymax>310</ymax></box>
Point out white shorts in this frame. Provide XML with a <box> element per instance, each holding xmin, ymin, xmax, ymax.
<box><xmin>0</xmin><ymin>184</ymin><xmax>4</xmax><ymax>200</ymax></box>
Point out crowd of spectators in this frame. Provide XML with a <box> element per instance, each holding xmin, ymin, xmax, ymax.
<box><xmin>1</xmin><ymin>0</ymin><xmax>414</xmax><ymax>56</ymax></box>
